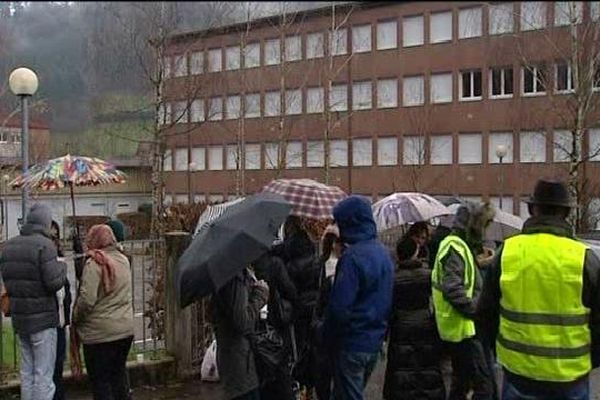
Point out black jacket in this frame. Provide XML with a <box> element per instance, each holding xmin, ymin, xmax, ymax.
<box><xmin>479</xmin><ymin>215</ymin><xmax>600</xmax><ymax>388</ymax></box>
<box><xmin>254</xmin><ymin>254</ymin><xmax>297</xmax><ymax>330</ymax></box>
<box><xmin>384</xmin><ymin>259</ymin><xmax>445</xmax><ymax>400</ymax></box>
<box><xmin>0</xmin><ymin>223</ymin><xmax>67</xmax><ymax>335</ymax></box>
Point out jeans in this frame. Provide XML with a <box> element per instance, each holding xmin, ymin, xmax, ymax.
<box><xmin>233</xmin><ymin>389</ymin><xmax>261</xmax><ymax>400</ymax></box>
<box><xmin>53</xmin><ymin>327</ymin><xmax>66</xmax><ymax>400</ymax></box>
<box><xmin>502</xmin><ymin>376</ymin><xmax>589</xmax><ymax>400</ymax></box>
<box><xmin>83</xmin><ymin>336</ymin><xmax>133</xmax><ymax>400</ymax></box>
<box><xmin>332</xmin><ymin>350</ymin><xmax>379</xmax><ymax>400</ymax></box>
<box><xmin>448</xmin><ymin>338</ymin><xmax>494</xmax><ymax>400</ymax></box>
<box><xmin>19</xmin><ymin>327</ymin><xmax>57</xmax><ymax>400</ymax></box>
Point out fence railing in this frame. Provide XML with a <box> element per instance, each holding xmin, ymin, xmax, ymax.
<box><xmin>0</xmin><ymin>238</ymin><xmax>166</xmax><ymax>384</ymax></box>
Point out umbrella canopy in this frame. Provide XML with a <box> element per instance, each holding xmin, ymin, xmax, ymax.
<box><xmin>10</xmin><ymin>154</ymin><xmax>126</xmax><ymax>191</ymax></box>
<box><xmin>439</xmin><ymin>203</ymin><xmax>524</xmax><ymax>242</ymax></box>
<box><xmin>176</xmin><ymin>193</ymin><xmax>292</xmax><ymax>308</ymax></box>
<box><xmin>261</xmin><ymin>178</ymin><xmax>347</xmax><ymax>220</ymax></box>
<box><xmin>193</xmin><ymin>197</ymin><xmax>245</xmax><ymax>237</ymax></box>
<box><xmin>372</xmin><ymin>192</ymin><xmax>451</xmax><ymax>231</ymax></box>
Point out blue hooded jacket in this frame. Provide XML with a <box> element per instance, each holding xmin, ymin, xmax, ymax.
<box><xmin>324</xmin><ymin>195</ymin><xmax>394</xmax><ymax>353</ymax></box>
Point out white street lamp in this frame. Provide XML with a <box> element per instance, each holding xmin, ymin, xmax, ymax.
<box><xmin>9</xmin><ymin>67</ymin><xmax>38</xmax><ymax>223</ymax></box>
<box><xmin>496</xmin><ymin>144</ymin><xmax>508</xmax><ymax>210</ymax></box>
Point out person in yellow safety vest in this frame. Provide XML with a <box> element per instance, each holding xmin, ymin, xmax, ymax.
<box><xmin>479</xmin><ymin>179</ymin><xmax>600</xmax><ymax>400</ymax></box>
<box><xmin>432</xmin><ymin>202</ymin><xmax>496</xmax><ymax>400</ymax></box>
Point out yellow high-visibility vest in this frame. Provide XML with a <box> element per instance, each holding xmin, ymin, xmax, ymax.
<box><xmin>498</xmin><ymin>233</ymin><xmax>591</xmax><ymax>382</ymax></box>
<box><xmin>432</xmin><ymin>235</ymin><xmax>476</xmax><ymax>342</ymax></box>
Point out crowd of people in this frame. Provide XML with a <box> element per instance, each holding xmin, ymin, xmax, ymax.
<box><xmin>0</xmin><ymin>203</ymin><xmax>135</xmax><ymax>400</ymax></box>
<box><xmin>214</xmin><ymin>179</ymin><xmax>600</xmax><ymax>400</ymax></box>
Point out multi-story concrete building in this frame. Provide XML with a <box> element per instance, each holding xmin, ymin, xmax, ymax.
<box><xmin>162</xmin><ymin>1</ymin><xmax>600</xmax><ymax>222</ymax></box>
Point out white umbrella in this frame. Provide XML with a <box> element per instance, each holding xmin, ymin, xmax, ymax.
<box><xmin>440</xmin><ymin>203</ymin><xmax>524</xmax><ymax>242</ymax></box>
<box><xmin>372</xmin><ymin>192</ymin><xmax>451</xmax><ymax>232</ymax></box>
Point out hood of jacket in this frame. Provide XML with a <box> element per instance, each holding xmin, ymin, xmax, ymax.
<box><xmin>333</xmin><ymin>195</ymin><xmax>377</xmax><ymax>245</ymax></box>
<box><xmin>20</xmin><ymin>203</ymin><xmax>52</xmax><ymax>237</ymax></box>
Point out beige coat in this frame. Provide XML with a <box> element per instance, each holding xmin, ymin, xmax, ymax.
<box><xmin>73</xmin><ymin>247</ymin><xmax>134</xmax><ymax>344</ymax></box>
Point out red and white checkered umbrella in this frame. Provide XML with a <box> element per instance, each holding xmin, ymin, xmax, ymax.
<box><xmin>261</xmin><ymin>178</ymin><xmax>347</xmax><ymax>220</ymax></box>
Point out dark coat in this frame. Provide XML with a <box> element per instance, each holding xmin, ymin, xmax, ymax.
<box><xmin>254</xmin><ymin>253</ymin><xmax>297</xmax><ymax>330</ymax></box>
<box><xmin>0</xmin><ymin>223</ymin><xmax>66</xmax><ymax>335</ymax></box>
<box><xmin>213</xmin><ymin>270</ymin><xmax>268</xmax><ymax>400</ymax></box>
<box><xmin>384</xmin><ymin>259</ymin><xmax>445</xmax><ymax>400</ymax></box>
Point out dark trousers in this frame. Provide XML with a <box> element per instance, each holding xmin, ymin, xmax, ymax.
<box><xmin>448</xmin><ymin>338</ymin><xmax>494</xmax><ymax>400</ymax></box>
<box><xmin>53</xmin><ymin>327</ymin><xmax>67</xmax><ymax>400</ymax></box>
<box><xmin>83</xmin><ymin>336</ymin><xmax>133</xmax><ymax>400</ymax></box>
<box><xmin>502</xmin><ymin>375</ymin><xmax>589</xmax><ymax>400</ymax></box>
<box><xmin>260</xmin><ymin>368</ymin><xmax>295</xmax><ymax>400</ymax></box>
<box><xmin>233</xmin><ymin>388</ymin><xmax>261</xmax><ymax>400</ymax></box>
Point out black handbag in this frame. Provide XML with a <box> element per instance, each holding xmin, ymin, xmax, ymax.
<box><xmin>249</xmin><ymin>326</ymin><xmax>287</xmax><ymax>385</ymax></box>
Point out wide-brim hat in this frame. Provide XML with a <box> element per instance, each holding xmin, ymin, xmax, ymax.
<box><xmin>526</xmin><ymin>179</ymin><xmax>575</xmax><ymax>208</ymax></box>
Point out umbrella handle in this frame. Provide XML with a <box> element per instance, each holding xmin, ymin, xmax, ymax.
<box><xmin>69</xmin><ymin>182</ymin><xmax>80</xmax><ymax>238</ymax></box>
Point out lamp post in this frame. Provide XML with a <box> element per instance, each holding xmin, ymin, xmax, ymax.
<box><xmin>496</xmin><ymin>144</ymin><xmax>508</xmax><ymax>210</ymax></box>
<box><xmin>9</xmin><ymin>67</ymin><xmax>38</xmax><ymax>223</ymax></box>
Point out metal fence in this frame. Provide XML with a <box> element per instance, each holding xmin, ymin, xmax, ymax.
<box><xmin>189</xmin><ymin>298</ymin><xmax>213</xmax><ymax>368</ymax></box>
<box><xmin>0</xmin><ymin>238</ymin><xmax>166</xmax><ymax>383</ymax></box>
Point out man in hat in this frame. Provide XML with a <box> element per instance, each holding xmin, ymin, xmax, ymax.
<box><xmin>432</xmin><ymin>201</ymin><xmax>496</xmax><ymax>399</ymax></box>
<box><xmin>480</xmin><ymin>179</ymin><xmax>600</xmax><ymax>399</ymax></box>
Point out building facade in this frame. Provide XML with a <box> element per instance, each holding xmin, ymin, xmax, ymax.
<box><xmin>162</xmin><ymin>1</ymin><xmax>600</xmax><ymax>221</ymax></box>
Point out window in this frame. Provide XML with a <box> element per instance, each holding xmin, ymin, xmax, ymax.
<box><xmin>352</xmin><ymin>81</ymin><xmax>372</xmax><ymax>110</ymax></box>
<box><xmin>488</xmin><ymin>132</ymin><xmax>514</xmax><ymax>163</ymax></box>
<box><xmin>163</xmin><ymin>57</ymin><xmax>171</xmax><ymax>79</ymax></box>
<box><xmin>430</xmin><ymin>135</ymin><xmax>453</xmax><ymax>165</ymax></box>
<box><xmin>520</xmin><ymin>200</ymin><xmax>531</xmax><ymax>219</ymax></box>
<box><xmin>329</xmin><ymin>84</ymin><xmax>348</xmax><ymax>112</ymax></box>
<box><xmin>307</xmin><ymin>87</ymin><xmax>324</xmax><ymax>114</ymax></box>
<box><xmin>244</xmin><ymin>43</ymin><xmax>260</xmax><ymax>68</ymax></box>
<box><xmin>352</xmin><ymin>25</ymin><xmax>372</xmax><ymax>53</ymax></box>
<box><xmin>593</xmin><ymin>2</ymin><xmax>600</xmax><ymax>21</ymax></box>
<box><xmin>162</xmin><ymin>103</ymin><xmax>172</xmax><ymax>125</ymax></box>
<box><xmin>190</xmin><ymin>51</ymin><xmax>204</xmax><ymax>75</ymax></box>
<box><xmin>403</xmin><ymin>75</ymin><xmax>425</xmax><ymax>106</ymax></box>
<box><xmin>190</xmin><ymin>99</ymin><xmax>204</xmax><ymax>122</ymax></box>
<box><xmin>245</xmin><ymin>144</ymin><xmax>261</xmax><ymax>170</ymax></box>
<box><xmin>430</xmin><ymin>73</ymin><xmax>453</xmax><ymax>104</ymax></box>
<box><xmin>489</xmin><ymin>3</ymin><xmax>514</xmax><ymax>35</ymax></box>
<box><xmin>226</xmin><ymin>95</ymin><xmax>241</xmax><ymax>120</ymax></box>
<box><xmin>173</xmin><ymin>54</ymin><xmax>187</xmax><ymax>77</ymax></box>
<box><xmin>330</xmin><ymin>139</ymin><xmax>348</xmax><ymax>167</ymax></box>
<box><xmin>377</xmin><ymin>21</ymin><xmax>397</xmax><ymax>50</ymax></box>
<box><xmin>490</xmin><ymin>197</ymin><xmax>514</xmax><ymax>213</ymax></box>
<box><xmin>174</xmin><ymin>148</ymin><xmax>188</xmax><ymax>171</ymax></box>
<box><xmin>163</xmin><ymin>149</ymin><xmax>172</xmax><ymax>171</ymax></box>
<box><xmin>403</xmin><ymin>136</ymin><xmax>425</xmax><ymax>165</ymax></box>
<box><xmin>226</xmin><ymin>145</ymin><xmax>239</xmax><ymax>170</ymax></box>
<box><xmin>330</xmin><ymin>28</ymin><xmax>348</xmax><ymax>56</ymax></box>
<box><xmin>589</xmin><ymin>129</ymin><xmax>600</xmax><ymax>161</ymax></box>
<box><xmin>307</xmin><ymin>32</ymin><xmax>324</xmax><ymax>58</ymax></box>
<box><xmin>225</xmin><ymin>46</ymin><xmax>240</xmax><ymax>70</ymax></box>
<box><xmin>209</xmin><ymin>97</ymin><xmax>223</xmax><ymax>121</ymax></box>
<box><xmin>377</xmin><ymin>137</ymin><xmax>398</xmax><ymax>166</ymax></box>
<box><xmin>209</xmin><ymin>194</ymin><xmax>224</xmax><ymax>203</ymax></box>
<box><xmin>285</xmin><ymin>89</ymin><xmax>302</xmax><ymax>115</ymax></box>
<box><xmin>430</xmin><ymin>11</ymin><xmax>452</xmax><ymax>43</ymax></box>
<box><xmin>191</xmin><ymin>147</ymin><xmax>206</xmax><ymax>170</ymax></box>
<box><xmin>353</xmin><ymin>138</ymin><xmax>373</xmax><ymax>166</ymax></box>
<box><xmin>459</xmin><ymin>7</ymin><xmax>483</xmax><ymax>39</ymax></box>
<box><xmin>459</xmin><ymin>133</ymin><xmax>482</xmax><ymax>164</ymax></box>
<box><xmin>265</xmin><ymin>143</ymin><xmax>279</xmax><ymax>169</ymax></box>
<box><xmin>520</xmin><ymin>131</ymin><xmax>546</xmax><ymax>163</ymax></box>
<box><xmin>285</xmin><ymin>36</ymin><xmax>302</xmax><ymax>61</ymax></box>
<box><xmin>265</xmin><ymin>91</ymin><xmax>281</xmax><ymax>116</ymax></box>
<box><xmin>554</xmin><ymin>2</ymin><xmax>583</xmax><ymax>26</ymax></box>
<box><xmin>490</xmin><ymin>67</ymin><xmax>514</xmax><ymax>98</ymax></box>
<box><xmin>555</xmin><ymin>62</ymin><xmax>575</xmax><ymax>93</ymax></box>
<box><xmin>265</xmin><ymin>39</ymin><xmax>281</xmax><ymax>66</ymax></box>
<box><xmin>377</xmin><ymin>79</ymin><xmax>398</xmax><ymax>108</ymax></box>
<box><xmin>243</xmin><ymin>93</ymin><xmax>259</xmax><ymax>118</ymax></box>
<box><xmin>522</xmin><ymin>64</ymin><xmax>546</xmax><ymax>95</ymax></box>
<box><xmin>553</xmin><ymin>130</ymin><xmax>578</xmax><ymax>162</ymax></box>
<box><xmin>521</xmin><ymin>2</ymin><xmax>546</xmax><ymax>31</ymax></box>
<box><xmin>172</xmin><ymin>101</ymin><xmax>188</xmax><ymax>124</ymax></box>
<box><xmin>164</xmin><ymin>195</ymin><xmax>173</xmax><ymax>206</ymax></box>
<box><xmin>208</xmin><ymin>146</ymin><xmax>223</xmax><ymax>170</ymax></box>
<box><xmin>286</xmin><ymin>141</ymin><xmax>303</xmax><ymax>168</ymax></box>
<box><xmin>460</xmin><ymin>70</ymin><xmax>482</xmax><ymax>101</ymax></box>
<box><xmin>208</xmin><ymin>48</ymin><xmax>222</xmax><ymax>72</ymax></box>
<box><xmin>403</xmin><ymin>15</ymin><xmax>424</xmax><ymax>47</ymax></box>
<box><xmin>307</xmin><ymin>141</ymin><xmax>324</xmax><ymax>167</ymax></box>
<box><xmin>595</xmin><ymin>63</ymin><xmax>600</xmax><ymax>90</ymax></box>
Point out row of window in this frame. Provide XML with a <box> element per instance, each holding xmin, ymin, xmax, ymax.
<box><xmin>160</xmin><ymin>63</ymin><xmax>600</xmax><ymax>124</ymax></box>
<box><xmin>163</xmin><ymin>128</ymin><xmax>600</xmax><ymax>172</ymax></box>
<box><xmin>165</xmin><ymin>2</ymin><xmax>600</xmax><ymax>78</ymax></box>
<box><xmin>0</xmin><ymin>128</ymin><xmax>22</xmax><ymax>144</ymax></box>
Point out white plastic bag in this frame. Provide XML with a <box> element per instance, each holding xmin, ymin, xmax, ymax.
<box><xmin>201</xmin><ymin>339</ymin><xmax>220</xmax><ymax>382</ymax></box>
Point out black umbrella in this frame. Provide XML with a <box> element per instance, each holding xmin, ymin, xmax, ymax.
<box><xmin>175</xmin><ymin>192</ymin><xmax>292</xmax><ymax>308</ymax></box>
